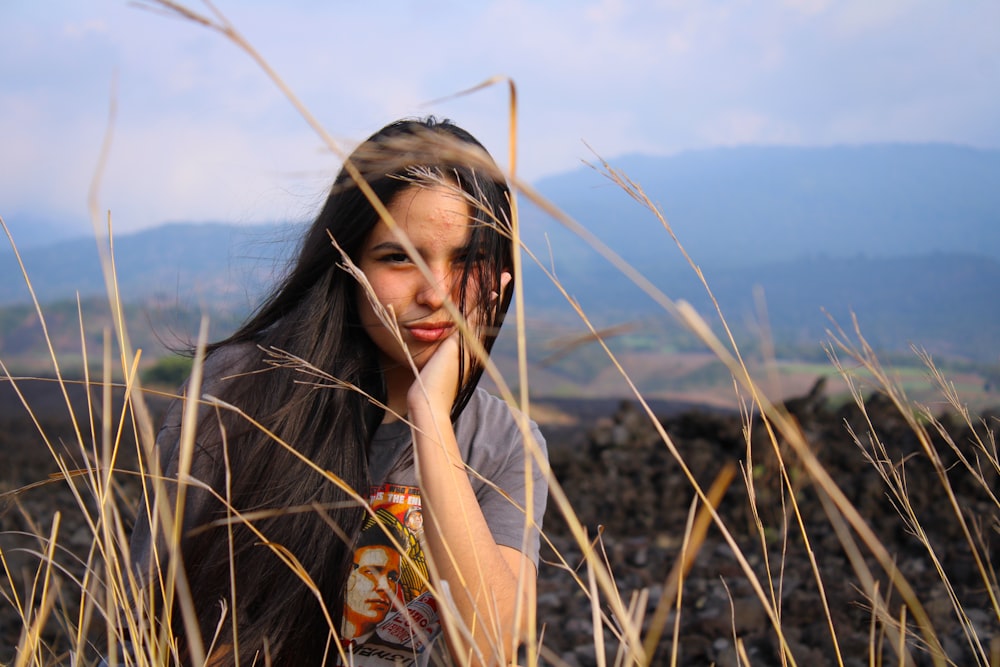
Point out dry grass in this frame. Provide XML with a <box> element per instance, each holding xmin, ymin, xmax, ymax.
<box><xmin>2</xmin><ymin>2</ymin><xmax>998</xmax><ymax>665</ymax></box>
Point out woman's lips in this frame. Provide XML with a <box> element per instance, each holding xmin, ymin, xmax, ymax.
<box><xmin>406</xmin><ymin>322</ymin><xmax>453</xmax><ymax>343</ymax></box>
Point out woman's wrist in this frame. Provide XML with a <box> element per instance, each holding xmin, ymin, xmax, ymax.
<box><xmin>407</xmin><ymin>389</ymin><xmax>452</xmax><ymax>422</ymax></box>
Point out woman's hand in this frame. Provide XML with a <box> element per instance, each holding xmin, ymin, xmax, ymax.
<box><xmin>409</xmin><ymin>333</ymin><xmax>462</xmax><ymax>416</ymax></box>
<box><xmin>407</xmin><ymin>270</ymin><xmax>511</xmax><ymax>415</ymax></box>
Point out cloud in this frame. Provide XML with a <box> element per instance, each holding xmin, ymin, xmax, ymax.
<box><xmin>696</xmin><ymin>109</ymin><xmax>803</xmax><ymax>147</ymax></box>
<box><xmin>782</xmin><ymin>0</ymin><xmax>832</xmax><ymax>15</ymax></box>
<box><xmin>2</xmin><ymin>0</ymin><xmax>998</xmax><ymax>234</ymax></box>
<box><xmin>63</xmin><ymin>18</ymin><xmax>109</xmax><ymax>38</ymax></box>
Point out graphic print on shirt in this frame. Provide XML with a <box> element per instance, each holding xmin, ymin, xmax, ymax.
<box><xmin>341</xmin><ymin>483</ymin><xmax>441</xmax><ymax>666</ymax></box>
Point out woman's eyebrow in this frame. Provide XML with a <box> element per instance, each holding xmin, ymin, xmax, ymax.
<box><xmin>369</xmin><ymin>240</ymin><xmax>407</xmax><ymax>253</ymax></box>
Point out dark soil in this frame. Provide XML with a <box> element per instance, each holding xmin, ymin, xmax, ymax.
<box><xmin>2</xmin><ymin>378</ymin><xmax>998</xmax><ymax>665</ymax></box>
<box><xmin>0</xmin><ymin>379</ymin><xmax>169</xmax><ymax>663</ymax></box>
<box><xmin>537</xmin><ymin>384</ymin><xmax>1000</xmax><ymax>666</ymax></box>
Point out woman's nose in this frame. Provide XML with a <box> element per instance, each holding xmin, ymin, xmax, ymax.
<box><xmin>415</xmin><ymin>266</ymin><xmax>456</xmax><ymax>309</ymax></box>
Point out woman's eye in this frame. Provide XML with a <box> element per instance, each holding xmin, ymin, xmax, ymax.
<box><xmin>381</xmin><ymin>252</ymin><xmax>410</xmax><ymax>264</ymax></box>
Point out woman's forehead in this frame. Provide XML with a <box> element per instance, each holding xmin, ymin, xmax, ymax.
<box><xmin>373</xmin><ymin>184</ymin><xmax>473</xmax><ymax>247</ymax></box>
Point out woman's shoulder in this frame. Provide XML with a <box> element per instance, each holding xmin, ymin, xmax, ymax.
<box><xmin>455</xmin><ymin>388</ymin><xmax>548</xmax><ymax>507</ymax></box>
<box><xmin>202</xmin><ymin>341</ymin><xmax>261</xmax><ymax>381</ymax></box>
<box><xmin>462</xmin><ymin>387</ymin><xmax>529</xmax><ymax>424</ymax></box>
<box><xmin>456</xmin><ymin>388</ymin><xmax>546</xmax><ymax>452</ymax></box>
<box><xmin>172</xmin><ymin>341</ymin><xmax>262</xmax><ymax>399</ymax></box>
<box><xmin>157</xmin><ymin>342</ymin><xmax>260</xmax><ymax>427</ymax></box>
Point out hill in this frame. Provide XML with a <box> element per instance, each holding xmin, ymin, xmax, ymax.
<box><xmin>526</xmin><ymin>143</ymin><xmax>1000</xmax><ymax>268</ymax></box>
<box><xmin>0</xmin><ymin>221</ymin><xmax>298</xmax><ymax>308</ymax></box>
<box><xmin>517</xmin><ymin>252</ymin><xmax>1000</xmax><ymax>362</ymax></box>
<box><xmin>2</xmin><ymin>143</ymin><xmax>999</xmax><ymax>385</ymax></box>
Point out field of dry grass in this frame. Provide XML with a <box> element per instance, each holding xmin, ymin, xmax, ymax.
<box><xmin>2</xmin><ymin>2</ymin><xmax>998</xmax><ymax>665</ymax></box>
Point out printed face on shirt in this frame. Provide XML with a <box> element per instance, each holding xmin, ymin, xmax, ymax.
<box><xmin>344</xmin><ymin>545</ymin><xmax>402</xmax><ymax>632</ymax></box>
<box><xmin>355</xmin><ymin>184</ymin><xmax>482</xmax><ymax>375</ymax></box>
<box><xmin>405</xmin><ymin>508</ymin><xmax>424</xmax><ymax>535</ymax></box>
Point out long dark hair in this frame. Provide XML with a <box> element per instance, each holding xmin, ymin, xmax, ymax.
<box><xmin>168</xmin><ymin>118</ymin><xmax>513</xmax><ymax>664</ymax></box>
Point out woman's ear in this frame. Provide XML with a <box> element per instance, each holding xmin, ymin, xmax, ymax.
<box><xmin>491</xmin><ymin>270</ymin><xmax>512</xmax><ymax>303</ymax></box>
<box><xmin>500</xmin><ymin>270</ymin><xmax>512</xmax><ymax>291</ymax></box>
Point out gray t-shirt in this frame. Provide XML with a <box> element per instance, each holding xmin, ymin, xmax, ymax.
<box><xmin>132</xmin><ymin>344</ymin><xmax>547</xmax><ymax>566</ymax></box>
<box><xmin>345</xmin><ymin>389</ymin><xmax>547</xmax><ymax>665</ymax></box>
<box><xmin>367</xmin><ymin>387</ymin><xmax>547</xmax><ymax>566</ymax></box>
<box><xmin>130</xmin><ymin>343</ymin><xmax>547</xmax><ymax>665</ymax></box>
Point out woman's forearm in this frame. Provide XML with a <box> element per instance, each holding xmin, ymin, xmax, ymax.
<box><xmin>408</xmin><ymin>397</ymin><xmax>535</xmax><ymax>665</ymax></box>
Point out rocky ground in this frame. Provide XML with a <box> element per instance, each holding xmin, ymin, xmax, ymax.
<box><xmin>1</xmin><ymin>379</ymin><xmax>998</xmax><ymax>665</ymax></box>
<box><xmin>536</xmin><ymin>385</ymin><xmax>1000</xmax><ymax>666</ymax></box>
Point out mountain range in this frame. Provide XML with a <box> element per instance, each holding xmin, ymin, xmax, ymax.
<box><xmin>525</xmin><ymin>142</ymin><xmax>1000</xmax><ymax>267</ymax></box>
<box><xmin>2</xmin><ymin>143</ymin><xmax>999</xmax><ymax>365</ymax></box>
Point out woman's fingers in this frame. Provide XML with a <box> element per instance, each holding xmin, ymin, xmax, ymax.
<box><xmin>411</xmin><ymin>333</ymin><xmax>462</xmax><ymax>412</ymax></box>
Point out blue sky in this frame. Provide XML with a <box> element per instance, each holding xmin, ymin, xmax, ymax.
<box><xmin>2</xmin><ymin>0</ymin><xmax>999</xmax><ymax>236</ymax></box>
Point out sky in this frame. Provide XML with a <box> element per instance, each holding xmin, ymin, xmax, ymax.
<box><xmin>2</xmin><ymin>0</ymin><xmax>999</xmax><ymax>237</ymax></box>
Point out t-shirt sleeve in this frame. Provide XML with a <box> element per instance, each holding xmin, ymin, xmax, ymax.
<box><xmin>459</xmin><ymin>391</ymin><xmax>549</xmax><ymax>568</ymax></box>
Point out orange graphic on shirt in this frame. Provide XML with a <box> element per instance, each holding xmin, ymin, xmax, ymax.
<box><xmin>342</xmin><ymin>485</ymin><xmax>428</xmax><ymax>642</ymax></box>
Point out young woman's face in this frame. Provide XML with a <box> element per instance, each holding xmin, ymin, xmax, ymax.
<box><xmin>356</xmin><ymin>183</ymin><xmax>481</xmax><ymax>374</ymax></box>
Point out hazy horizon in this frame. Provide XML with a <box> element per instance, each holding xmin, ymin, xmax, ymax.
<box><xmin>3</xmin><ymin>1</ymin><xmax>998</xmax><ymax>239</ymax></box>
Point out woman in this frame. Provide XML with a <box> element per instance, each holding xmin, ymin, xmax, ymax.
<box><xmin>130</xmin><ymin>118</ymin><xmax>548</xmax><ymax>666</ymax></box>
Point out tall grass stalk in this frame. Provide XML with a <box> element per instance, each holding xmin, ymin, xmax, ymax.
<box><xmin>2</xmin><ymin>2</ymin><xmax>998</xmax><ymax>665</ymax></box>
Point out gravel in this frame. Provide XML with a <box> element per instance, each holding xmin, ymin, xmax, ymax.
<box><xmin>2</xmin><ymin>379</ymin><xmax>998</xmax><ymax>665</ymax></box>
